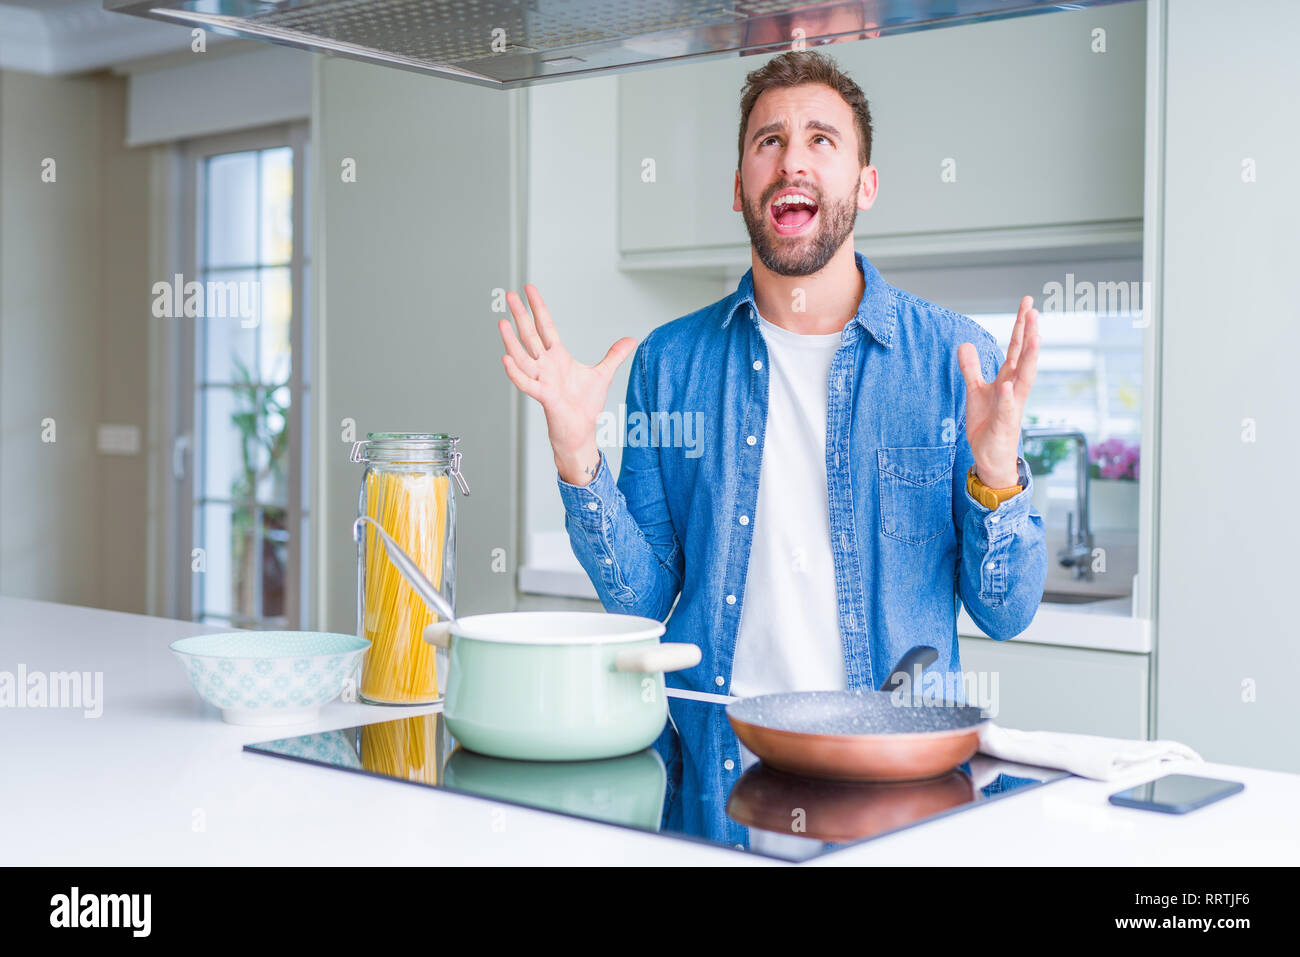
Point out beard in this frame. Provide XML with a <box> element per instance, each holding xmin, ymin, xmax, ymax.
<box><xmin>739</xmin><ymin>177</ymin><xmax>859</xmax><ymax>277</ymax></box>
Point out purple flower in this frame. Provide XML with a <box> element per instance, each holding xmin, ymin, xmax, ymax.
<box><xmin>1090</xmin><ymin>437</ymin><xmax>1140</xmax><ymax>481</ymax></box>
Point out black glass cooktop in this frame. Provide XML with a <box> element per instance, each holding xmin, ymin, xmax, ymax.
<box><xmin>245</xmin><ymin>693</ymin><xmax>1070</xmax><ymax>862</ymax></box>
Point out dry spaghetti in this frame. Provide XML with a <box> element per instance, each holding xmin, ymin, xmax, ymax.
<box><xmin>359</xmin><ymin>468</ymin><xmax>450</xmax><ymax>704</ymax></box>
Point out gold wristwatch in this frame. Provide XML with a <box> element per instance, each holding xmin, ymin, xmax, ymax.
<box><xmin>967</xmin><ymin>466</ymin><xmax>1023</xmax><ymax>509</ymax></box>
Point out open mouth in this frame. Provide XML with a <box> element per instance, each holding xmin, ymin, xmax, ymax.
<box><xmin>769</xmin><ymin>189</ymin><xmax>819</xmax><ymax>236</ymax></box>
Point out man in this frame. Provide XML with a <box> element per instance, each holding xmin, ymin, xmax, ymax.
<box><xmin>498</xmin><ymin>50</ymin><xmax>1047</xmax><ymax>842</ymax></box>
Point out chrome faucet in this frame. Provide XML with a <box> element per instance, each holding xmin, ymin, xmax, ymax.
<box><xmin>1022</xmin><ymin>427</ymin><xmax>1093</xmax><ymax>580</ymax></box>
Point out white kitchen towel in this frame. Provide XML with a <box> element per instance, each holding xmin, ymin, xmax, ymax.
<box><xmin>977</xmin><ymin>723</ymin><xmax>1203</xmax><ymax>781</ymax></box>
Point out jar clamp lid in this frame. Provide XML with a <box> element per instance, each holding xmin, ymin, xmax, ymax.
<box><xmin>349</xmin><ymin>432</ymin><xmax>471</xmax><ymax>495</ymax></box>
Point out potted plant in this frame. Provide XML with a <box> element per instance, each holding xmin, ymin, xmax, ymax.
<box><xmin>1088</xmin><ymin>436</ymin><xmax>1140</xmax><ymax>531</ymax></box>
<box><xmin>1023</xmin><ymin>435</ymin><xmax>1072</xmax><ymax>480</ymax></box>
<box><xmin>230</xmin><ymin>356</ymin><xmax>290</xmax><ymax>625</ymax></box>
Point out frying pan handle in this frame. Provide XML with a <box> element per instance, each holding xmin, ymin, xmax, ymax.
<box><xmin>615</xmin><ymin>643</ymin><xmax>702</xmax><ymax>674</ymax></box>
<box><xmin>879</xmin><ymin>645</ymin><xmax>940</xmax><ymax>692</ymax></box>
<box><xmin>422</xmin><ymin>622</ymin><xmax>452</xmax><ymax>649</ymax></box>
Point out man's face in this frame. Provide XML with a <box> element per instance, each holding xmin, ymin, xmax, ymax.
<box><xmin>733</xmin><ymin>83</ymin><xmax>876</xmax><ymax>277</ymax></box>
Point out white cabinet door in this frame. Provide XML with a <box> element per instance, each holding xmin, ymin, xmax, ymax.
<box><xmin>958</xmin><ymin>636</ymin><xmax>1149</xmax><ymax>739</ymax></box>
<box><xmin>619</xmin><ymin>55</ymin><xmax>753</xmax><ymax>254</ymax></box>
<box><xmin>618</xmin><ymin>2</ymin><xmax>1145</xmax><ymax>255</ymax></box>
<box><xmin>837</xmin><ymin>2</ymin><xmax>1146</xmax><ymax>239</ymax></box>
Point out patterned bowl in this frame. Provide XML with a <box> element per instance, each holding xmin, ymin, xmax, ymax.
<box><xmin>170</xmin><ymin>631</ymin><xmax>370</xmax><ymax>726</ymax></box>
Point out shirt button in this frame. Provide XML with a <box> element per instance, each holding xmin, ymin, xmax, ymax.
<box><xmin>746</xmin><ymin>435</ymin><xmax>756</xmax><ymax>446</ymax></box>
<box><xmin>724</xmin><ymin>759</ymin><xmax>735</xmax><ymax>771</ymax></box>
<box><xmin>604</xmin><ymin>558</ymin><xmax>613</xmax><ymax>565</ymax></box>
<box><xmin>726</xmin><ymin>594</ymin><xmax>736</xmax><ymax>605</ymax></box>
<box><xmin>738</xmin><ymin>515</ymin><xmax>749</xmax><ymax>525</ymax></box>
<box><xmin>988</xmin><ymin>563</ymin><xmax>998</xmax><ymax>571</ymax></box>
<box><xmin>752</xmin><ymin>360</ymin><xmax>762</xmax><ymax>371</ymax></box>
<box><xmin>585</xmin><ymin>501</ymin><xmax>597</xmax><ymax>511</ymax></box>
<box><xmin>715</xmin><ymin>675</ymin><xmax>725</xmax><ymax>687</ymax></box>
<box><xmin>990</xmin><ymin>516</ymin><xmax>1000</xmax><ymax>525</ymax></box>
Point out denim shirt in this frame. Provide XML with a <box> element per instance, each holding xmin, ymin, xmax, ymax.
<box><xmin>556</xmin><ymin>251</ymin><xmax>1047</xmax><ymax>847</ymax></box>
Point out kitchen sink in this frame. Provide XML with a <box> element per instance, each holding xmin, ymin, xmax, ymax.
<box><xmin>1043</xmin><ymin>591</ymin><xmax>1113</xmax><ymax>604</ymax></box>
<box><xmin>1041</xmin><ymin>590</ymin><xmax>1131</xmax><ymax>606</ymax></box>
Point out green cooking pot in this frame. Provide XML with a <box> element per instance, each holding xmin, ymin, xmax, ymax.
<box><xmin>424</xmin><ymin>612</ymin><xmax>700</xmax><ymax>761</ymax></box>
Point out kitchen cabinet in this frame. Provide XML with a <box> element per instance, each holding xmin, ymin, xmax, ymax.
<box><xmin>618</xmin><ymin>2</ymin><xmax>1145</xmax><ymax>259</ymax></box>
<box><xmin>958</xmin><ymin>635</ymin><xmax>1148</xmax><ymax>739</ymax></box>
<box><xmin>619</xmin><ymin>55</ymin><xmax>752</xmax><ymax>255</ymax></box>
<box><xmin>1151</xmin><ymin>0</ymin><xmax>1300</xmax><ymax>774</ymax></box>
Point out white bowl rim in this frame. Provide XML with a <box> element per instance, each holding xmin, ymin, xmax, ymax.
<box><xmin>448</xmin><ymin>611</ymin><xmax>666</xmax><ymax>645</ymax></box>
<box><xmin>169</xmin><ymin>630</ymin><xmax>371</xmax><ymax>659</ymax></box>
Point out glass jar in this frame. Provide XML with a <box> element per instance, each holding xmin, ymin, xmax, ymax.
<box><xmin>352</xmin><ymin>433</ymin><xmax>470</xmax><ymax>705</ymax></box>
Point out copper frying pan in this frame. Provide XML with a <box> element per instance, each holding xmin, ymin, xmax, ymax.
<box><xmin>726</xmin><ymin>646</ymin><xmax>988</xmax><ymax>783</ymax></box>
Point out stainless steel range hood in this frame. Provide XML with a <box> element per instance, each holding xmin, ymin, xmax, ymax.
<box><xmin>104</xmin><ymin>0</ymin><xmax>1130</xmax><ymax>89</ymax></box>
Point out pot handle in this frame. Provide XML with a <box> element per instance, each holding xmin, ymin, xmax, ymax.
<box><xmin>422</xmin><ymin>621</ymin><xmax>452</xmax><ymax>649</ymax></box>
<box><xmin>615</xmin><ymin>642</ymin><xmax>701</xmax><ymax>674</ymax></box>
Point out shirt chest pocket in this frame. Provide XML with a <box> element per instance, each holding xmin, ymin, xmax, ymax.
<box><xmin>877</xmin><ymin>445</ymin><xmax>955</xmax><ymax>545</ymax></box>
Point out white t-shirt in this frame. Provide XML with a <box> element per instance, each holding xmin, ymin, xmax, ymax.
<box><xmin>731</xmin><ymin>309</ymin><xmax>848</xmax><ymax>706</ymax></box>
<box><xmin>730</xmin><ymin>309</ymin><xmax>848</xmax><ymax>856</ymax></box>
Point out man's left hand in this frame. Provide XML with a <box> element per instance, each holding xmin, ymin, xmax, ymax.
<box><xmin>957</xmin><ymin>296</ymin><xmax>1041</xmax><ymax>489</ymax></box>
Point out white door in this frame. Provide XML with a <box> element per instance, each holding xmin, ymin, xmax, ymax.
<box><xmin>174</xmin><ymin>123</ymin><xmax>311</xmax><ymax>629</ymax></box>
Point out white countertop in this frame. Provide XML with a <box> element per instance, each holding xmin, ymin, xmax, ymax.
<box><xmin>3</xmin><ymin>596</ymin><xmax>1292</xmax><ymax>865</ymax></box>
<box><xmin>520</xmin><ymin>558</ymin><xmax>1152</xmax><ymax>654</ymax></box>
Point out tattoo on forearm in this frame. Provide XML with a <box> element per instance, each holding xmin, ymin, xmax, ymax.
<box><xmin>584</xmin><ymin>456</ymin><xmax>599</xmax><ymax>480</ymax></box>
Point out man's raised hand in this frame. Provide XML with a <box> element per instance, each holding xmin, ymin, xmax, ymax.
<box><xmin>498</xmin><ymin>283</ymin><xmax>637</xmax><ymax>485</ymax></box>
<box><xmin>956</xmin><ymin>295</ymin><xmax>1041</xmax><ymax>490</ymax></box>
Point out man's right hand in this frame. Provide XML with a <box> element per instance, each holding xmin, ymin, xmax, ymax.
<box><xmin>497</xmin><ymin>283</ymin><xmax>637</xmax><ymax>486</ymax></box>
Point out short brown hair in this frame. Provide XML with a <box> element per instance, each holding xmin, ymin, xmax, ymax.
<box><xmin>737</xmin><ymin>50</ymin><xmax>873</xmax><ymax>171</ymax></box>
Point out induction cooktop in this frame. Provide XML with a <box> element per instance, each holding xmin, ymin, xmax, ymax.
<box><xmin>244</xmin><ymin>692</ymin><xmax>1070</xmax><ymax>863</ymax></box>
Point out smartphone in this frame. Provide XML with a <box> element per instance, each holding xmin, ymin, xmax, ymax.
<box><xmin>1108</xmin><ymin>773</ymin><xmax>1244</xmax><ymax>814</ymax></box>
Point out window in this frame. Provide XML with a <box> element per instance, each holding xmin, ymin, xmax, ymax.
<box><xmin>969</xmin><ymin>309</ymin><xmax>1143</xmax><ymax>449</ymax></box>
<box><xmin>970</xmin><ymin>306</ymin><xmax>1143</xmax><ymax>542</ymax></box>
<box><xmin>884</xmin><ymin>254</ymin><xmax>1144</xmax><ymax>484</ymax></box>
<box><xmin>887</xmin><ymin>254</ymin><xmax>1145</xmax><ymax>604</ymax></box>
<box><xmin>181</xmin><ymin>126</ymin><xmax>311</xmax><ymax>629</ymax></box>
